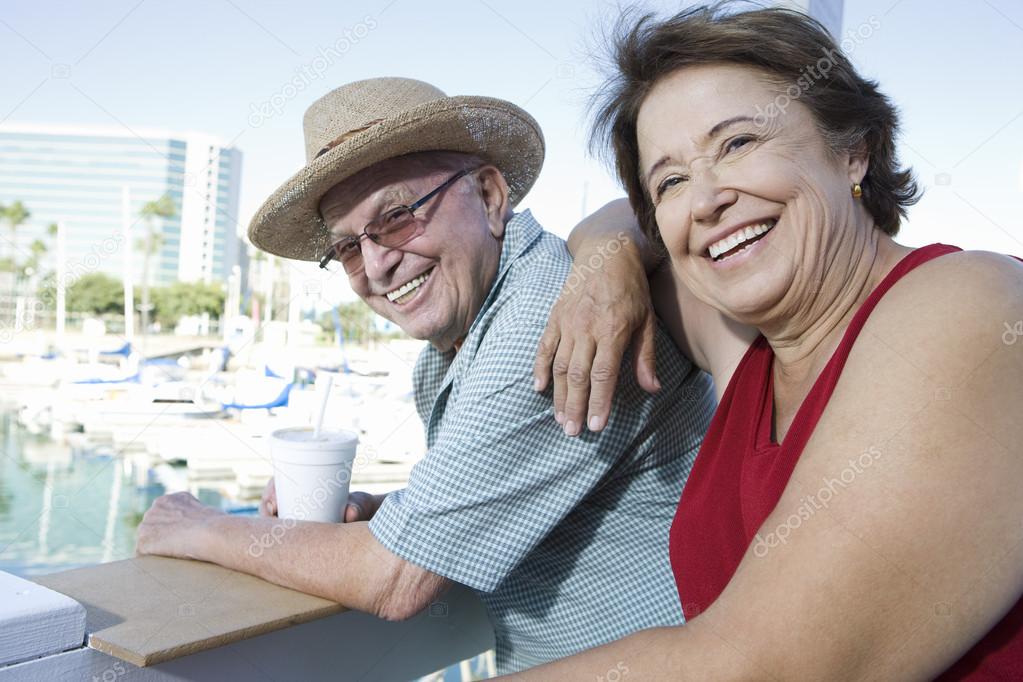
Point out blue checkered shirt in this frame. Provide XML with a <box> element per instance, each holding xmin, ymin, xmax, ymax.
<box><xmin>369</xmin><ymin>210</ymin><xmax>715</xmax><ymax>673</ymax></box>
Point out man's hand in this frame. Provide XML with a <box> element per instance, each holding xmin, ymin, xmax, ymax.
<box><xmin>259</xmin><ymin>477</ymin><xmax>383</xmax><ymax>522</ymax></box>
<box><xmin>343</xmin><ymin>491</ymin><xmax>384</xmax><ymax>522</ymax></box>
<box><xmin>136</xmin><ymin>492</ymin><xmax>222</xmax><ymax>560</ymax></box>
<box><xmin>533</xmin><ymin>224</ymin><xmax>659</xmax><ymax>436</ymax></box>
<box><xmin>137</xmin><ymin>488</ymin><xmax>441</xmax><ymax>619</ymax></box>
<box><xmin>260</xmin><ymin>477</ymin><xmax>278</xmax><ymax>516</ymax></box>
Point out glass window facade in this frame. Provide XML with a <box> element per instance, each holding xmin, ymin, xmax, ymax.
<box><xmin>0</xmin><ymin>127</ymin><xmax>244</xmax><ymax>288</ymax></box>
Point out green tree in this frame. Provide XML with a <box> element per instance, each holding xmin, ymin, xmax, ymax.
<box><xmin>66</xmin><ymin>272</ymin><xmax>124</xmax><ymax>315</ymax></box>
<box><xmin>29</xmin><ymin>224</ymin><xmax>60</xmax><ymax>310</ymax></box>
<box><xmin>318</xmin><ymin>300</ymin><xmax>391</xmax><ymax>344</ymax></box>
<box><xmin>150</xmin><ymin>280</ymin><xmax>225</xmax><ymax>328</ymax></box>
<box><xmin>28</xmin><ymin>223</ymin><xmax>58</xmax><ymax>278</ymax></box>
<box><xmin>22</xmin><ymin>239</ymin><xmax>48</xmax><ymax>278</ymax></box>
<box><xmin>0</xmin><ymin>198</ymin><xmax>30</xmax><ymax>274</ymax></box>
<box><xmin>138</xmin><ymin>195</ymin><xmax>176</xmax><ymax>339</ymax></box>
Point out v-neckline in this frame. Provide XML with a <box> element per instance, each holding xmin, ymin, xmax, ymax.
<box><xmin>751</xmin><ymin>244</ymin><xmax>935</xmax><ymax>454</ymax></box>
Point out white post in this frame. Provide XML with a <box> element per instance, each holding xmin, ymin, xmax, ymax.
<box><xmin>263</xmin><ymin>255</ymin><xmax>275</xmax><ymax>325</ymax></box>
<box><xmin>37</xmin><ymin>460</ymin><xmax>55</xmax><ymax>554</ymax></box>
<box><xmin>55</xmin><ymin>221</ymin><xmax>66</xmax><ymax>349</ymax></box>
<box><xmin>100</xmin><ymin>459</ymin><xmax>123</xmax><ymax>564</ymax></box>
<box><xmin>226</xmin><ymin>265</ymin><xmax>241</xmax><ymax>318</ymax></box>
<box><xmin>14</xmin><ymin>297</ymin><xmax>25</xmax><ymax>334</ymax></box>
<box><xmin>121</xmin><ymin>186</ymin><xmax>134</xmax><ymax>343</ymax></box>
<box><xmin>287</xmin><ymin>265</ymin><xmax>301</xmax><ymax>347</ymax></box>
<box><xmin>230</xmin><ymin>264</ymin><xmax>241</xmax><ymax>319</ymax></box>
<box><xmin>224</xmin><ymin>273</ymin><xmax>233</xmax><ymax>331</ymax></box>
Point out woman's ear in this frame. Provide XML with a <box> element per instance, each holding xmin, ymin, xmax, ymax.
<box><xmin>847</xmin><ymin>139</ymin><xmax>869</xmax><ymax>186</ymax></box>
<box><xmin>477</xmin><ymin>165</ymin><xmax>511</xmax><ymax>239</ymax></box>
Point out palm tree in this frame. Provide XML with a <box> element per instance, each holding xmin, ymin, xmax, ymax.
<box><xmin>1</xmin><ymin>201</ymin><xmax>31</xmax><ymax>321</ymax></box>
<box><xmin>1</xmin><ymin>201</ymin><xmax>30</xmax><ymax>272</ymax></box>
<box><xmin>0</xmin><ymin>202</ymin><xmax>5</xmax><ymax>272</ymax></box>
<box><xmin>24</xmin><ymin>239</ymin><xmax>47</xmax><ymax>276</ymax></box>
<box><xmin>138</xmin><ymin>195</ymin><xmax>176</xmax><ymax>347</ymax></box>
<box><xmin>20</xmin><ymin>223</ymin><xmax>55</xmax><ymax>280</ymax></box>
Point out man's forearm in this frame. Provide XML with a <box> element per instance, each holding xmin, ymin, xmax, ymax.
<box><xmin>199</xmin><ymin>515</ymin><xmax>396</xmax><ymax>616</ymax></box>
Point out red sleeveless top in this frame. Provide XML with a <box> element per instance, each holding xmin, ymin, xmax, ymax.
<box><xmin>668</xmin><ymin>243</ymin><xmax>1023</xmax><ymax>679</ymax></box>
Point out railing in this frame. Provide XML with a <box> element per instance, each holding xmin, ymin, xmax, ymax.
<box><xmin>0</xmin><ymin>557</ymin><xmax>494</xmax><ymax>681</ymax></box>
<box><xmin>0</xmin><ymin>308</ymin><xmax>226</xmax><ymax>339</ymax></box>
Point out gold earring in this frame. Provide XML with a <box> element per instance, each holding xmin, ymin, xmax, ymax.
<box><xmin>852</xmin><ymin>183</ymin><xmax>863</xmax><ymax>198</ymax></box>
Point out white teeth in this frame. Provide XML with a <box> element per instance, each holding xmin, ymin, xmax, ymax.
<box><xmin>386</xmin><ymin>270</ymin><xmax>431</xmax><ymax>302</ymax></box>
<box><xmin>708</xmin><ymin>221</ymin><xmax>776</xmax><ymax>260</ymax></box>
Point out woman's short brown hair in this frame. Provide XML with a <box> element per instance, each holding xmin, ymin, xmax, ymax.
<box><xmin>591</xmin><ymin>3</ymin><xmax>920</xmax><ymax>247</ymax></box>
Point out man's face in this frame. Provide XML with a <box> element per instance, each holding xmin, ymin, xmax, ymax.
<box><xmin>319</xmin><ymin>156</ymin><xmax>507</xmax><ymax>351</ymax></box>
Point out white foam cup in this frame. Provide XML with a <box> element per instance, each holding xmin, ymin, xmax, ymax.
<box><xmin>270</xmin><ymin>427</ymin><xmax>359</xmax><ymax>523</ymax></box>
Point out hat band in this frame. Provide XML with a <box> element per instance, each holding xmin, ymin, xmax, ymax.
<box><xmin>314</xmin><ymin>119</ymin><xmax>385</xmax><ymax>159</ymax></box>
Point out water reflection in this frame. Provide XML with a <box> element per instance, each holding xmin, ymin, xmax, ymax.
<box><xmin>0</xmin><ymin>411</ymin><xmax>224</xmax><ymax>577</ymax></box>
<box><xmin>0</xmin><ymin>410</ymin><xmax>496</xmax><ymax>679</ymax></box>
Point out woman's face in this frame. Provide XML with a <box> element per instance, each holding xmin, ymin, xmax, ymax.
<box><xmin>637</xmin><ymin>63</ymin><xmax>867</xmax><ymax>325</ymax></box>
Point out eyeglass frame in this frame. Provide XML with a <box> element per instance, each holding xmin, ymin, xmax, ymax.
<box><xmin>318</xmin><ymin>165</ymin><xmax>482</xmax><ymax>272</ymax></box>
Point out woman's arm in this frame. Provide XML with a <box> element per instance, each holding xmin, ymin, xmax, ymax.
<box><xmin>649</xmin><ymin>260</ymin><xmax>758</xmax><ymax>400</ymax></box>
<box><xmin>533</xmin><ymin>199</ymin><xmax>662</xmax><ymax>434</ymax></box>
<box><xmin>512</xmin><ymin>251</ymin><xmax>1023</xmax><ymax>679</ymax></box>
<box><xmin>534</xmin><ymin>198</ymin><xmax>755</xmax><ymax>432</ymax></box>
<box><xmin>565</xmin><ymin>197</ymin><xmax>663</xmax><ymax>274</ymax></box>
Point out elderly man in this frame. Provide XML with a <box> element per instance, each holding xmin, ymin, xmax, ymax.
<box><xmin>136</xmin><ymin>77</ymin><xmax>715</xmax><ymax>673</ymax></box>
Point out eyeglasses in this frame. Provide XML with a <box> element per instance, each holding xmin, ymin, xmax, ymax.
<box><xmin>319</xmin><ymin>166</ymin><xmax>480</xmax><ymax>274</ymax></box>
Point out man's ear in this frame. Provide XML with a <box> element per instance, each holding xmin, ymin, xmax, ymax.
<box><xmin>477</xmin><ymin>165</ymin><xmax>510</xmax><ymax>239</ymax></box>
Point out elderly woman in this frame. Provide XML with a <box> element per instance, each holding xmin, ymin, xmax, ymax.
<box><xmin>520</xmin><ymin>5</ymin><xmax>1023</xmax><ymax>681</ymax></box>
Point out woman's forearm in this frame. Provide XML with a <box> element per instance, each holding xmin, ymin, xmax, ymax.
<box><xmin>503</xmin><ymin>621</ymin><xmax>751</xmax><ymax>681</ymax></box>
<box><xmin>568</xmin><ymin>198</ymin><xmax>662</xmax><ymax>274</ymax></box>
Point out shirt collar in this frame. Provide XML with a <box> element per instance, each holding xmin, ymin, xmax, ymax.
<box><xmin>450</xmin><ymin>210</ymin><xmax>543</xmax><ymax>353</ymax></box>
<box><xmin>496</xmin><ymin>210</ymin><xmax>542</xmax><ymax>282</ymax></box>
<box><xmin>483</xmin><ymin>210</ymin><xmax>542</xmax><ymax>310</ymax></box>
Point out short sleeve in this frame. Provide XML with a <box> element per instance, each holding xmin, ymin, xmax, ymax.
<box><xmin>368</xmin><ymin>324</ymin><xmax>652</xmax><ymax>593</ymax></box>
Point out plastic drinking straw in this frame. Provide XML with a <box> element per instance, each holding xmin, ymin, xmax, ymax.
<box><xmin>313</xmin><ymin>373</ymin><xmax>334</xmax><ymax>439</ymax></box>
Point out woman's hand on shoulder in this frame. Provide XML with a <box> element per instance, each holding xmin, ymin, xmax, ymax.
<box><xmin>533</xmin><ymin>199</ymin><xmax>661</xmax><ymax>436</ymax></box>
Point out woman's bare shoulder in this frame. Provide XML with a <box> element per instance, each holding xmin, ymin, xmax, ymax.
<box><xmin>708</xmin><ymin>246</ymin><xmax>1023</xmax><ymax>681</ymax></box>
<box><xmin>865</xmin><ymin>248</ymin><xmax>1023</xmax><ymax>353</ymax></box>
<box><xmin>830</xmin><ymin>245</ymin><xmax>1023</xmax><ymax>447</ymax></box>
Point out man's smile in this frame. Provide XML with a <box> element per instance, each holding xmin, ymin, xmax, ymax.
<box><xmin>386</xmin><ymin>267</ymin><xmax>435</xmax><ymax>304</ymax></box>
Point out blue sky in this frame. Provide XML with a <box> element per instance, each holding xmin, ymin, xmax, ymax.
<box><xmin>2</xmin><ymin>0</ymin><xmax>1021</xmax><ymax>261</ymax></box>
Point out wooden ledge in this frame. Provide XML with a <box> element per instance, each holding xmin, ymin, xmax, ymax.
<box><xmin>33</xmin><ymin>556</ymin><xmax>345</xmax><ymax>667</ymax></box>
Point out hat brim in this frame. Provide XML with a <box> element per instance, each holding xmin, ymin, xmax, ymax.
<box><xmin>247</xmin><ymin>96</ymin><xmax>545</xmax><ymax>261</ymax></box>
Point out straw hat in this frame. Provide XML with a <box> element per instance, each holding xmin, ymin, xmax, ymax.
<box><xmin>248</xmin><ymin>77</ymin><xmax>545</xmax><ymax>261</ymax></box>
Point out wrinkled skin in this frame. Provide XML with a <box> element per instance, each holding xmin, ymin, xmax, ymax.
<box><xmin>536</xmin><ymin>63</ymin><xmax>905</xmax><ymax>434</ymax></box>
<box><xmin>319</xmin><ymin>159</ymin><xmax>509</xmax><ymax>352</ymax></box>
